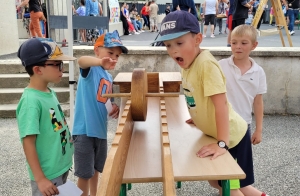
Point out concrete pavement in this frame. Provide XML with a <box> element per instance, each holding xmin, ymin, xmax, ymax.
<box><xmin>0</xmin><ymin>23</ymin><xmax>299</xmax><ymax>61</ymax></box>
<box><xmin>119</xmin><ymin>23</ymin><xmax>300</xmax><ymax>47</ymax></box>
<box><xmin>1</xmin><ymin>114</ymin><xmax>300</xmax><ymax>195</ymax></box>
<box><xmin>1</xmin><ymin>22</ymin><xmax>300</xmax><ymax>196</ymax></box>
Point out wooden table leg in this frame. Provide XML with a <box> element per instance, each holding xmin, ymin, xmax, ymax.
<box><xmin>221</xmin><ymin>180</ymin><xmax>230</xmax><ymax>196</ymax></box>
<box><xmin>119</xmin><ymin>184</ymin><xmax>127</xmax><ymax>196</ymax></box>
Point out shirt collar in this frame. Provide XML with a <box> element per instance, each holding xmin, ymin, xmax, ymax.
<box><xmin>229</xmin><ymin>55</ymin><xmax>259</xmax><ymax>74</ymax></box>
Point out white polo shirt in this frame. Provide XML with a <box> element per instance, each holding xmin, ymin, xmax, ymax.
<box><xmin>219</xmin><ymin>56</ymin><xmax>267</xmax><ymax>124</ymax></box>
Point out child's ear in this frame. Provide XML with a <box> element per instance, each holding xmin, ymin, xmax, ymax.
<box><xmin>94</xmin><ymin>47</ymin><xmax>99</xmax><ymax>56</ymax></box>
<box><xmin>32</xmin><ymin>66</ymin><xmax>44</xmax><ymax>75</ymax></box>
<box><xmin>252</xmin><ymin>41</ymin><xmax>258</xmax><ymax>50</ymax></box>
<box><xmin>195</xmin><ymin>33</ymin><xmax>203</xmax><ymax>46</ymax></box>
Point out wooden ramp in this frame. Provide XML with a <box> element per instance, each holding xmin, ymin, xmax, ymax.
<box><xmin>97</xmin><ymin>71</ymin><xmax>246</xmax><ymax>196</ymax></box>
<box><xmin>97</xmin><ymin>72</ymin><xmax>180</xmax><ymax>196</ymax></box>
<box><xmin>251</xmin><ymin>0</ymin><xmax>293</xmax><ymax>46</ymax></box>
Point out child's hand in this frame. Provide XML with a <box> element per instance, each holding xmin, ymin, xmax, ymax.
<box><xmin>251</xmin><ymin>129</ymin><xmax>262</xmax><ymax>145</ymax></box>
<box><xmin>185</xmin><ymin>118</ymin><xmax>195</xmax><ymax>125</ymax></box>
<box><xmin>196</xmin><ymin>143</ymin><xmax>227</xmax><ymax>160</ymax></box>
<box><xmin>109</xmin><ymin>103</ymin><xmax>119</xmax><ymax>119</ymax></box>
<box><xmin>101</xmin><ymin>57</ymin><xmax>118</xmax><ymax>70</ymax></box>
<box><xmin>37</xmin><ymin>177</ymin><xmax>59</xmax><ymax>196</ymax></box>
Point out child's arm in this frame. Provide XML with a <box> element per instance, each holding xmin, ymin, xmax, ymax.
<box><xmin>78</xmin><ymin>56</ymin><xmax>117</xmax><ymax>70</ymax></box>
<box><xmin>109</xmin><ymin>103</ymin><xmax>120</xmax><ymax>119</ymax></box>
<box><xmin>252</xmin><ymin>94</ymin><xmax>264</xmax><ymax>145</ymax></box>
<box><xmin>196</xmin><ymin>93</ymin><xmax>229</xmax><ymax>160</ymax></box>
<box><xmin>23</xmin><ymin>135</ymin><xmax>59</xmax><ymax>195</ymax></box>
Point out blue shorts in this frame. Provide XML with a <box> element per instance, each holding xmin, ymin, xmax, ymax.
<box><xmin>218</xmin><ymin>125</ymin><xmax>254</xmax><ymax>189</ymax></box>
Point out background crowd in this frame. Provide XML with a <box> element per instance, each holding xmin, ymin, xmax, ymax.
<box><xmin>15</xmin><ymin>0</ymin><xmax>300</xmax><ymax>45</ymax></box>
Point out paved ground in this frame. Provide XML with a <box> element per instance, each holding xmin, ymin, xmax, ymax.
<box><xmin>119</xmin><ymin>23</ymin><xmax>300</xmax><ymax>47</ymax></box>
<box><xmin>1</xmin><ymin>22</ymin><xmax>300</xmax><ymax>196</ymax></box>
<box><xmin>0</xmin><ymin>23</ymin><xmax>299</xmax><ymax>60</ymax></box>
<box><xmin>1</xmin><ymin>114</ymin><xmax>300</xmax><ymax>196</ymax></box>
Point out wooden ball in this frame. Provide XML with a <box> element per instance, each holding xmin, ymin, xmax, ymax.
<box><xmin>131</xmin><ymin>68</ymin><xmax>148</xmax><ymax>121</ymax></box>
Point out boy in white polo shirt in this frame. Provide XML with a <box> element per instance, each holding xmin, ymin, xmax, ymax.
<box><xmin>219</xmin><ymin>24</ymin><xmax>268</xmax><ymax>196</ymax></box>
<box><xmin>219</xmin><ymin>24</ymin><xmax>267</xmax><ymax>145</ymax></box>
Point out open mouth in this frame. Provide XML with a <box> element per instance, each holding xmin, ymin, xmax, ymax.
<box><xmin>176</xmin><ymin>57</ymin><xmax>184</xmax><ymax>63</ymax></box>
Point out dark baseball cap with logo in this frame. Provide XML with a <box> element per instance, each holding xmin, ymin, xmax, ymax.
<box><xmin>18</xmin><ymin>38</ymin><xmax>76</xmax><ymax>67</ymax></box>
<box><xmin>153</xmin><ymin>10</ymin><xmax>200</xmax><ymax>43</ymax></box>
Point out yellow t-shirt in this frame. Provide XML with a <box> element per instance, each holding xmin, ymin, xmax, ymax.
<box><xmin>181</xmin><ymin>50</ymin><xmax>247</xmax><ymax>148</ymax></box>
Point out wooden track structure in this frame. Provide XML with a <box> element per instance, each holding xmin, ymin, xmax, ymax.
<box><xmin>97</xmin><ymin>69</ymin><xmax>246</xmax><ymax>196</ymax></box>
<box><xmin>97</xmin><ymin>69</ymin><xmax>179</xmax><ymax>196</ymax></box>
<box><xmin>251</xmin><ymin>0</ymin><xmax>293</xmax><ymax>46</ymax></box>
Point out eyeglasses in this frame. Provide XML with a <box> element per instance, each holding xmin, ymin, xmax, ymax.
<box><xmin>44</xmin><ymin>62</ymin><xmax>64</xmax><ymax>71</ymax></box>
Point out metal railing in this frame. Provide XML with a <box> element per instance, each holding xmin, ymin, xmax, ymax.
<box><xmin>46</xmin><ymin>0</ymin><xmax>109</xmax><ymax>43</ymax></box>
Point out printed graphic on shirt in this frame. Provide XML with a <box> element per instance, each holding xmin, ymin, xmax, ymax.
<box><xmin>183</xmin><ymin>88</ymin><xmax>196</xmax><ymax>108</ymax></box>
<box><xmin>49</xmin><ymin>106</ymin><xmax>72</xmax><ymax>155</ymax></box>
<box><xmin>97</xmin><ymin>78</ymin><xmax>112</xmax><ymax>103</ymax></box>
<box><xmin>57</xmin><ymin>104</ymin><xmax>67</xmax><ymax>126</ymax></box>
<box><xmin>50</xmin><ymin>108</ymin><xmax>63</xmax><ymax>131</ymax></box>
<box><xmin>60</xmin><ymin>130</ymin><xmax>67</xmax><ymax>155</ymax></box>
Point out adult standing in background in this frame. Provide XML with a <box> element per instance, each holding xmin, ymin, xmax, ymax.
<box><xmin>149</xmin><ymin>0</ymin><xmax>159</xmax><ymax>32</ymax></box>
<box><xmin>282</xmin><ymin>0</ymin><xmax>300</xmax><ymax>35</ymax></box>
<box><xmin>226</xmin><ymin>0</ymin><xmax>235</xmax><ymax>46</ymax></box>
<box><xmin>214</xmin><ymin>0</ymin><xmax>226</xmax><ymax>34</ymax></box>
<box><xmin>16</xmin><ymin>0</ymin><xmax>46</xmax><ymax>37</ymax></box>
<box><xmin>172</xmin><ymin>0</ymin><xmax>198</xmax><ymax>18</ymax></box>
<box><xmin>72</xmin><ymin>0</ymin><xmax>87</xmax><ymax>43</ymax></box>
<box><xmin>232</xmin><ymin>0</ymin><xmax>254</xmax><ymax>30</ymax></box>
<box><xmin>86</xmin><ymin>0</ymin><xmax>100</xmax><ymax>16</ymax></box>
<box><xmin>120</xmin><ymin>3</ymin><xmax>130</xmax><ymax>35</ymax></box>
<box><xmin>140</xmin><ymin>3</ymin><xmax>150</xmax><ymax>30</ymax></box>
<box><xmin>203</xmin><ymin>0</ymin><xmax>218</xmax><ymax>38</ymax></box>
<box><xmin>22</xmin><ymin>3</ymin><xmax>31</xmax><ymax>38</ymax></box>
<box><xmin>85</xmin><ymin>0</ymin><xmax>103</xmax><ymax>44</ymax></box>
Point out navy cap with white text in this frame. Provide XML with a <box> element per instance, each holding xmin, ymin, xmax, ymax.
<box><xmin>153</xmin><ymin>10</ymin><xmax>200</xmax><ymax>43</ymax></box>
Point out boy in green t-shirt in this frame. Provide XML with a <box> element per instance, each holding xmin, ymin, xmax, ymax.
<box><xmin>152</xmin><ymin>11</ymin><xmax>269</xmax><ymax>196</ymax></box>
<box><xmin>16</xmin><ymin>38</ymin><xmax>76</xmax><ymax>196</ymax></box>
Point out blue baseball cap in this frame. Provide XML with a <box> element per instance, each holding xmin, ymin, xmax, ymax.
<box><xmin>18</xmin><ymin>38</ymin><xmax>76</xmax><ymax>67</ymax></box>
<box><xmin>94</xmin><ymin>30</ymin><xmax>128</xmax><ymax>54</ymax></box>
<box><xmin>153</xmin><ymin>11</ymin><xmax>200</xmax><ymax>43</ymax></box>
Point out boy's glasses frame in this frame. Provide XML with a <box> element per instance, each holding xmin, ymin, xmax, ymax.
<box><xmin>39</xmin><ymin>62</ymin><xmax>64</xmax><ymax>71</ymax></box>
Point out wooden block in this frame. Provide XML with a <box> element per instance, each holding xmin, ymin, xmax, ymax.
<box><xmin>147</xmin><ymin>72</ymin><xmax>160</xmax><ymax>93</ymax></box>
<box><xmin>163</xmin><ymin>81</ymin><xmax>181</xmax><ymax>93</ymax></box>
<box><xmin>119</xmin><ymin>82</ymin><xmax>131</xmax><ymax>93</ymax></box>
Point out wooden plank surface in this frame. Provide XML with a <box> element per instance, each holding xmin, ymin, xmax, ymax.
<box><xmin>122</xmin><ymin>96</ymin><xmax>245</xmax><ymax>183</ymax></box>
<box><xmin>165</xmin><ymin>96</ymin><xmax>246</xmax><ymax>181</ymax></box>
<box><xmin>114</xmin><ymin>72</ymin><xmax>181</xmax><ymax>84</ymax></box>
<box><xmin>159</xmin><ymin>87</ymin><xmax>176</xmax><ymax>195</ymax></box>
<box><xmin>122</xmin><ymin>97</ymin><xmax>163</xmax><ymax>183</ymax></box>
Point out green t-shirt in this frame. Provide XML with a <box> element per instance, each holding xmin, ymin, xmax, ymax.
<box><xmin>16</xmin><ymin>88</ymin><xmax>73</xmax><ymax>181</ymax></box>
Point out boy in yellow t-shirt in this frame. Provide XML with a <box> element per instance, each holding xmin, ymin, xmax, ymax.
<box><xmin>152</xmin><ymin>11</ymin><xmax>268</xmax><ymax>196</ymax></box>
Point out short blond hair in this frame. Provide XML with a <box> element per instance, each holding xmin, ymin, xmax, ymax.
<box><xmin>231</xmin><ymin>25</ymin><xmax>257</xmax><ymax>43</ymax></box>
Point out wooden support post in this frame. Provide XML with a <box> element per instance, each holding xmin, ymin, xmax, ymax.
<box><xmin>97</xmin><ymin>100</ymin><xmax>134</xmax><ymax>196</ymax></box>
<box><xmin>159</xmin><ymin>86</ymin><xmax>176</xmax><ymax>196</ymax></box>
<box><xmin>251</xmin><ymin>0</ymin><xmax>293</xmax><ymax>46</ymax></box>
